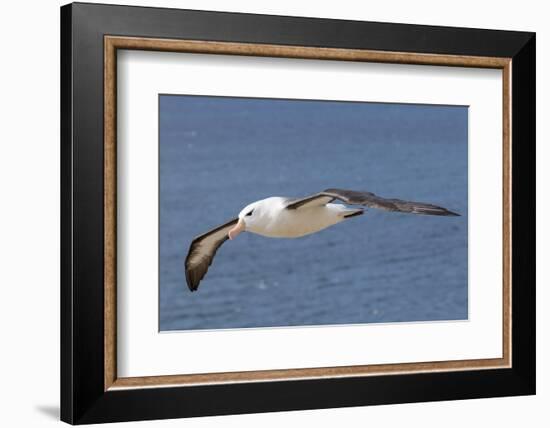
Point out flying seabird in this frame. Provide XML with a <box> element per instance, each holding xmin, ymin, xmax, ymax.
<box><xmin>184</xmin><ymin>188</ymin><xmax>460</xmax><ymax>291</ymax></box>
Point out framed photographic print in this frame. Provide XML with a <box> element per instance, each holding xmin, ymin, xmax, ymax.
<box><xmin>60</xmin><ymin>2</ymin><xmax>536</xmax><ymax>424</ymax></box>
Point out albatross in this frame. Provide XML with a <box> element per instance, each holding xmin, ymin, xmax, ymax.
<box><xmin>184</xmin><ymin>188</ymin><xmax>460</xmax><ymax>291</ymax></box>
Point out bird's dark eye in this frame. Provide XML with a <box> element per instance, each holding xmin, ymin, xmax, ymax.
<box><xmin>245</xmin><ymin>210</ymin><xmax>254</xmax><ymax>216</ymax></box>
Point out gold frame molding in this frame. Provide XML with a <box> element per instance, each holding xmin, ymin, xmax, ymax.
<box><xmin>104</xmin><ymin>35</ymin><xmax>512</xmax><ymax>391</ymax></box>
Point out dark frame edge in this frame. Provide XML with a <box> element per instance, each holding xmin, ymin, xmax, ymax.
<box><xmin>61</xmin><ymin>3</ymin><xmax>74</xmax><ymax>425</ymax></box>
<box><xmin>510</xmin><ymin>33</ymin><xmax>536</xmax><ymax>394</ymax></box>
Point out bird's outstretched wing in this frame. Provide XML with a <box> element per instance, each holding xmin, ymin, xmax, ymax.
<box><xmin>286</xmin><ymin>188</ymin><xmax>460</xmax><ymax>216</ymax></box>
<box><xmin>185</xmin><ymin>218</ymin><xmax>238</xmax><ymax>291</ymax></box>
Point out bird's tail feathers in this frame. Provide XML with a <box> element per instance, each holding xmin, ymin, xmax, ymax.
<box><xmin>342</xmin><ymin>208</ymin><xmax>364</xmax><ymax>219</ymax></box>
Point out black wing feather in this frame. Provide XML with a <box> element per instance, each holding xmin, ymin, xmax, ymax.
<box><xmin>184</xmin><ymin>218</ymin><xmax>238</xmax><ymax>291</ymax></box>
<box><xmin>286</xmin><ymin>188</ymin><xmax>459</xmax><ymax>216</ymax></box>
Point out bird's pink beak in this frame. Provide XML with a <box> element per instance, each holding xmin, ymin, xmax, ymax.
<box><xmin>228</xmin><ymin>219</ymin><xmax>245</xmax><ymax>240</ymax></box>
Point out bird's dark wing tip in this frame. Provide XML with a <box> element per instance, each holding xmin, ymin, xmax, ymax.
<box><xmin>427</xmin><ymin>209</ymin><xmax>461</xmax><ymax>217</ymax></box>
<box><xmin>184</xmin><ymin>260</ymin><xmax>201</xmax><ymax>292</ymax></box>
<box><xmin>439</xmin><ymin>208</ymin><xmax>460</xmax><ymax>216</ymax></box>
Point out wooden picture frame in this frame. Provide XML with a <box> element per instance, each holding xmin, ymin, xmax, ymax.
<box><xmin>61</xmin><ymin>2</ymin><xmax>535</xmax><ymax>424</ymax></box>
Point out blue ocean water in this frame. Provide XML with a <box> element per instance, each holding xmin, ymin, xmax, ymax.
<box><xmin>159</xmin><ymin>95</ymin><xmax>468</xmax><ymax>331</ymax></box>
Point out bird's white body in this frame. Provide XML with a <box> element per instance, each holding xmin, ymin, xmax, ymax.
<box><xmin>240</xmin><ymin>197</ymin><xmax>361</xmax><ymax>238</ymax></box>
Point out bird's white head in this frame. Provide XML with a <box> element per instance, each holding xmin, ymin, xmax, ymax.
<box><xmin>227</xmin><ymin>197</ymin><xmax>281</xmax><ymax>239</ymax></box>
<box><xmin>228</xmin><ymin>200</ymin><xmax>262</xmax><ymax>239</ymax></box>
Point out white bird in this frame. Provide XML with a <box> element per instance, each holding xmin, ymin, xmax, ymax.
<box><xmin>184</xmin><ymin>188</ymin><xmax>460</xmax><ymax>291</ymax></box>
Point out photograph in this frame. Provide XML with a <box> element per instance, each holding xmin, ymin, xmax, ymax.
<box><xmin>159</xmin><ymin>94</ymin><xmax>468</xmax><ymax>331</ymax></box>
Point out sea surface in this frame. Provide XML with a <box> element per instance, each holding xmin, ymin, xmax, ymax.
<box><xmin>159</xmin><ymin>95</ymin><xmax>468</xmax><ymax>331</ymax></box>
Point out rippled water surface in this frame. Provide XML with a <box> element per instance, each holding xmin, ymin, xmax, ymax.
<box><xmin>159</xmin><ymin>95</ymin><xmax>468</xmax><ymax>331</ymax></box>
